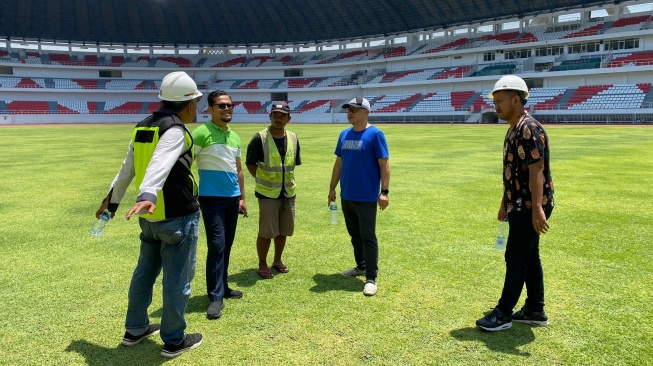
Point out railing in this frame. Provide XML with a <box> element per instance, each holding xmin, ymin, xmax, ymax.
<box><xmin>0</xmin><ymin>82</ymin><xmax>159</xmax><ymax>90</ymax></box>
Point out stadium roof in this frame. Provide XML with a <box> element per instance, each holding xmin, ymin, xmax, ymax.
<box><xmin>0</xmin><ymin>0</ymin><xmax>610</xmax><ymax>47</ymax></box>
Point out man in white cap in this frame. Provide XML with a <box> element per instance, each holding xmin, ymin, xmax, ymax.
<box><xmin>476</xmin><ymin>75</ymin><xmax>555</xmax><ymax>332</ymax></box>
<box><xmin>95</xmin><ymin>71</ymin><xmax>204</xmax><ymax>357</ymax></box>
<box><xmin>328</xmin><ymin>97</ymin><xmax>390</xmax><ymax>296</ymax></box>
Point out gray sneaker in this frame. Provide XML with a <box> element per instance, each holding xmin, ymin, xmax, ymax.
<box><xmin>512</xmin><ymin>305</ymin><xmax>549</xmax><ymax>327</ymax></box>
<box><xmin>206</xmin><ymin>301</ymin><xmax>225</xmax><ymax>320</ymax></box>
<box><xmin>341</xmin><ymin>267</ymin><xmax>365</xmax><ymax>277</ymax></box>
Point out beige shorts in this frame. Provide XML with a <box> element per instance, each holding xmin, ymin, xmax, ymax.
<box><xmin>257</xmin><ymin>196</ymin><xmax>295</xmax><ymax>239</ymax></box>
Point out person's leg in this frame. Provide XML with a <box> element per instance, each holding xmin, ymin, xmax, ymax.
<box><xmin>199</xmin><ymin>197</ymin><xmax>229</xmax><ymax>302</ymax></box>
<box><xmin>257</xmin><ymin>236</ymin><xmax>272</xmax><ymax>270</ymax></box>
<box><xmin>124</xmin><ymin>219</ymin><xmax>163</xmax><ymax>337</ymax></box>
<box><xmin>497</xmin><ymin>211</ymin><xmax>539</xmax><ymax>316</ymax></box>
<box><xmin>222</xmin><ymin>196</ymin><xmax>240</xmax><ymax>291</ymax></box>
<box><xmin>257</xmin><ymin>198</ymin><xmax>280</xmax><ymax>278</ymax></box>
<box><xmin>158</xmin><ymin>211</ymin><xmax>200</xmax><ymax>345</ymax></box>
<box><xmin>524</xmin><ymin>241</ymin><xmax>544</xmax><ymax>312</ymax></box>
<box><xmin>272</xmin><ymin>197</ymin><xmax>295</xmax><ymax>269</ymax></box>
<box><xmin>272</xmin><ymin>236</ymin><xmax>287</xmax><ymax>265</ymax></box>
<box><xmin>524</xmin><ymin>209</ymin><xmax>551</xmax><ymax>312</ymax></box>
<box><xmin>356</xmin><ymin>201</ymin><xmax>379</xmax><ymax>282</ymax></box>
<box><xmin>341</xmin><ymin>198</ymin><xmax>365</xmax><ymax>270</ymax></box>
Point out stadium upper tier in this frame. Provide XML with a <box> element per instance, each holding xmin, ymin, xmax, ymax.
<box><xmin>1</xmin><ymin>15</ymin><xmax>651</xmax><ymax>68</ymax></box>
<box><xmin>2</xmin><ymin>49</ymin><xmax>653</xmax><ymax>92</ymax></box>
<box><xmin>0</xmin><ymin>0</ymin><xmax>613</xmax><ymax>46</ymax></box>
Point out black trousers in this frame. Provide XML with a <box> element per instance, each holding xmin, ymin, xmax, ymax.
<box><xmin>497</xmin><ymin>208</ymin><xmax>552</xmax><ymax>315</ymax></box>
<box><xmin>341</xmin><ymin>199</ymin><xmax>379</xmax><ymax>281</ymax></box>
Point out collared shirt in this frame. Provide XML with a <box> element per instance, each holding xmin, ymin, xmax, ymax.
<box><xmin>192</xmin><ymin>121</ymin><xmax>242</xmax><ymax>197</ymax></box>
<box><xmin>503</xmin><ymin>112</ymin><xmax>555</xmax><ymax>213</ymax></box>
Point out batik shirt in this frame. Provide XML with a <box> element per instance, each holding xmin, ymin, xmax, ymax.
<box><xmin>503</xmin><ymin>112</ymin><xmax>554</xmax><ymax>214</ymax></box>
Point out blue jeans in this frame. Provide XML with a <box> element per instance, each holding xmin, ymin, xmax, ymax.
<box><xmin>497</xmin><ymin>209</ymin><xmax>552</xmax><ymax>315</ymax></box>
<box><xmin>199</xmin><ymin>196</ymin><xmax>240</xmax><ymax>302</ymax></box>
<box><xmin>125</xmin><ymin>211</ymin><xmax>199</xmax><ymax>345</ymax></box>
<box><xmin>341</xmin><ymin>199</ymin><xmax>379</xmax><ymax>281</ymax></box>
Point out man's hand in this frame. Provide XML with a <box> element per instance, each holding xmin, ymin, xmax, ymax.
<box><xmin>497</xmin><ymin>206</ymin><xmax>508</xmax><ymax>222</ymax></box>
<box><xmin>378</xmin><ymin>193</ymin><xmax>389</xmax><ymax>211</ymax></box>
<box><xmin>126</xmin><ymin>201</ymin><xmax>156</xmax><ymax>220</ymax></box>
<box><xmin>532</xmin><ymin>206</ymin><xmax>549</xmax><ymax>235</ymax></box>
<box><xmin>95</xmin><ymin>196</ymin><xmax>115</xmax><ymax>219</ymax></box>
<box><xmin>239</xmin><ymin>199</ymin><xmax>248</xmax><ymax>218</ymax></box>
<box><xmin>328</xmin><ymin>189</ymin><xmax>337</xmax><ymax>206</ymax></box>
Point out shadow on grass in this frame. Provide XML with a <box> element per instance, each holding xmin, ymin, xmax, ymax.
<box><xmin>66</xmin><ymin>339</ymin><xmax>169</xmax><ymax>366</ymax></box>
<box><xmin>310</xmin><ymin>273</ymin><xmax>364</xmax><ymax>293</ymax></box>
<box><xmin>229</xmin><ymin>267</ymin><xmax>273</xmax><ymax>287</ymax></box>
<box><xmin>150</xmin><ymin>267</ymin><xmax>268</xmax><ymax>316</ymax></box>
<box><xmin>450</xmin><ymin>325</ymin><xmax>535</xmax><ymax>356</ymax></box>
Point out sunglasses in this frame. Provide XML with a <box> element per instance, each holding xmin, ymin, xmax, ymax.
<box><xmin>212</xmin><ymin>103</ymin><xmax>233</xmax><ymax>110</ymax></box>
<box><xmin>346</xmin><ymin>107</ymin><xmax>362</xmax><ymax>113</ymax></box>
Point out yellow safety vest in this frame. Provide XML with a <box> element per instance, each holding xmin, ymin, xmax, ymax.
<box><xmin>254</xmin><ymin>129</ymin><xmax>297</xmax><ymax>198</ymax></box>
<box><xmin>132</xmin><ymin>114</ymin><xmax>197</xmax><ymax>220</ymax></box>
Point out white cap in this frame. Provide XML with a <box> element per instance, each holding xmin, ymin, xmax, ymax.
<box><xmin>342</xmin><ymin>97</ymin><xmax>371</xmax><ymax>111</ymax></box>
<box><xmin>488</xmin><ymin>75</ymin><xmax>530</xmax><ymax>100</ymax></box>
<box><xmin>158</xmin><ymin>71</ymin><xmax>203</xmax><ymax>102</ymax></box>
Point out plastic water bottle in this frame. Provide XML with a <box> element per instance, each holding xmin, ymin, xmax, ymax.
<box><xmin>329</xmin><ymin>204</ymin><xmax>338</xmax><ymax>225</ymax></box>
<box><xmin>91</xmin><ymin>210</ymin><xmax>111</xmax><ymax>237</ymax></box>
<box><xmin>495</xmin><ymin>219</ymin><xmax>509</xmax><ymax>250</ymax></box>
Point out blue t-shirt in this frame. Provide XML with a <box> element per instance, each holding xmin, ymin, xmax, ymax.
<box><xmin>335</xmin><ymin>125</ymin><xmax>389</xmax><ymax>202</ymax></box>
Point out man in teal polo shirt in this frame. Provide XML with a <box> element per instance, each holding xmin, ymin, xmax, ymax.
<box><xmin>192</xmin><ymin>90</ymin><xmax>248</xmax><ymax>320</ymax></box>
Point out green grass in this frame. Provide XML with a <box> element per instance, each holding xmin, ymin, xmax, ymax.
<box><xmin>0</xmin><ymin>123</ymin><xmax>651</xmax><ymax>365</ymax></box>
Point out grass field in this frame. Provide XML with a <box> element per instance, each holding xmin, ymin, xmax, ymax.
<box><xmin>0</xmin><ymin>122</ymin><xmax>651</xmax><ymax>365</ymax></box>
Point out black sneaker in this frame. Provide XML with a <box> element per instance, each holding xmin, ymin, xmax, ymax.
<box><xmin>121</xmin><ymin>324</ymin><xmax>161</xmax><ymax>346</ymax></box>
<box><xmin>512</xmin><ymin>305</ymin><xmax>549</xmax><ymax>327</ymax></box>
<box><xmin>476</xmin><ymin>308</ymin><xmax>512</xmax><ymax>331</ymax></box>
<box><xmin>224</xmin><ymin>289</ymin><xmax>243</xmax><ymax>299</ymax></box>
<box><xmin>160</xmin><ymin>333</ymin><xmax>203</xmax><ymax>358</ymax></box>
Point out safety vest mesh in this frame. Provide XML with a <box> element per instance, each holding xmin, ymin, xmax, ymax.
<box><xmin>254</xmin><ymin>129</ymin><xmax>297</xmax><ymax>198</ymax></box>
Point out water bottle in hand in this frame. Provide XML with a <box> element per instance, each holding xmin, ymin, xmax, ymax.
<box><xmin>329</xmin><ymin>204</ymin><xmax>338</xmax><ymax>225</ymax></box>
<box><xmin>91</xmin><ymin>210</ymin><xmax>111</xmax><ymax>237</ymax></box>
<box><xmin>495</xmin><ymin>219</ymin><xmax>509</xmax><ymax>250</ymax></box>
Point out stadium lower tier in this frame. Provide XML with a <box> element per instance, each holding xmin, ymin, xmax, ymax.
<box><xmin>2</xmin><ymin>83</ymin><xmax>652</xmax><ymax>115</ymax></box>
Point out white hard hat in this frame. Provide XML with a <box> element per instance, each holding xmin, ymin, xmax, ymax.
<box><xmin>158</xmin><ymin>71</ymin><xmax>203</xmax><ymax>102</ymax></box>
<box><xmin>488</xmin><ymin>75</ymin><xmax>530</xmax><ymax>100</ymax></box>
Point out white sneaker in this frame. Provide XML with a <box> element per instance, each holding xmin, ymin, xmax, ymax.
<box><xmin>363</xmin><ymin>281</ymin><xmax>377</xmax><ymax>296</ymax></box>
<box><xmin>341</xmin><ymin>267</ymin><xmax>365</xmax><ymax>277</ymax></box>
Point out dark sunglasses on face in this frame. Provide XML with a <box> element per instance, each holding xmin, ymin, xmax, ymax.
<box><xmin>212</xmin><ymin>103</ymin><xmax>233</xmax><ymax>110</ymax></box>
<box><xmin>346</xmin><ymin>107</ymin><xmax>362</xmax><ymax>113</ymax></box>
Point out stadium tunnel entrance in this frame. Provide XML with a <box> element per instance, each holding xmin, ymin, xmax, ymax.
<box><xmin>482</xmin><ymin>111</ymin><xmax>499</xmax><ymax>123</ymax></box>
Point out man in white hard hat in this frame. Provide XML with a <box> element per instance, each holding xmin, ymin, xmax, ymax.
<box><xmin>328</xmin><ymin>97</ymin><xmax>390</xmax><ymax>297</ymax></box>
<box><xmin>476</xmin><ymin>75</ymin><xmax>555</xmax><ymax>332</ymax></box>
<box><xmin>95</xmin><ymin>71</ymin><xmax>204</xmax><ymax>357</ymax></box>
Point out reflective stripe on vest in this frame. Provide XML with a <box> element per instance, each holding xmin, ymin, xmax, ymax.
<box><xmin>255</xmin><ymin>129</ymin><xmax>297</xmax><ymax>198</ymax></box>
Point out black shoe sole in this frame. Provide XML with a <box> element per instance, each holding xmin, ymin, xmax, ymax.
<box><xmin>160</xmin><ymin>338</ymin><xmax>203</xmax><ymax>358</ymax></box>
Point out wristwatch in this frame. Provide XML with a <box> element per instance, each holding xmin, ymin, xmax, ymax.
<box><xmin>381</xmin><ymin>189</ymin><xmax>389</xmax><ymax>195</ymax></box>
